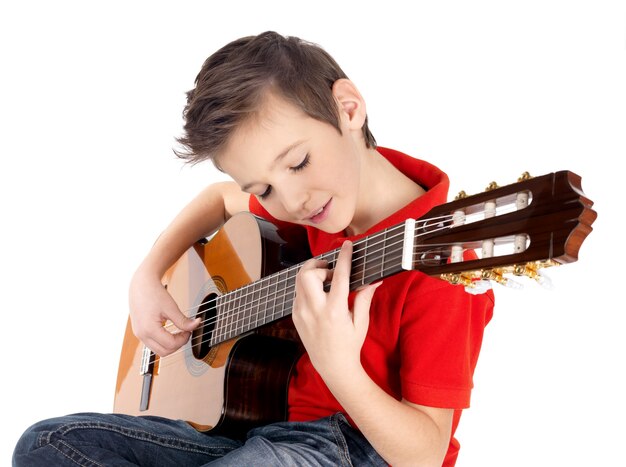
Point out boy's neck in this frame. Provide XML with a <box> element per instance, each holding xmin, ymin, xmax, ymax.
<box><xmin>345</xmin><ymin>148</ymin><xmax>425</xmax><ymax>236</ymax></box>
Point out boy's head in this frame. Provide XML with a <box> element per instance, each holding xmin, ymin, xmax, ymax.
<box><xmin>174</xmin><ymin>31</ymin><xmax>376</xmax><ymax>166</ymax></box>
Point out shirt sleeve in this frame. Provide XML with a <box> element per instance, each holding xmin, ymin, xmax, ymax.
<box><xmin>399</xmin><ymin>276</ymin><xmax>494</xmax><ymax>409</ymax></box>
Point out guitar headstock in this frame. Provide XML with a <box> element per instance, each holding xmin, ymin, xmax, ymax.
<box><xmin>412</xmin><ymin>171</ymin><xmax>596</xmax><ymax>292</ymax></box>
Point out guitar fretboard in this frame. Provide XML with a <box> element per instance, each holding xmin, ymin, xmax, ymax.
<box><xmin>210</xmin><ymin>223</ymin><xmax>408</xmax><ymax>345</ymax></box>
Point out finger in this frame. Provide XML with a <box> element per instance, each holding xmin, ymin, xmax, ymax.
<box><xmin>329</xmin><ymin>240</ymin><xmax>353</xmax><ymax>298</ymax></box>
<box><xmin>148</xmin><ymin>326</ymin><xmax>192</xmax><ymax>357</ymax></box>
<box><xmin>297</xmin><ymin>266</ymin><xmax>332</xmax><ymax>289</ymax></box>
<box><xmin>297</xmin><ymin>258</ymin><xmax>332</xmax><ymax>290</ymax></box>
<box><xmin>352</xmin><ymin>282</ymin><xmax>382</xmax><ymax>335</ymax></box>
<box><xmin>143</xmin><ymin>337</ymin><xmax>168</xmax><ymax>357</ymax></box>
<box><xmin>162</xmin><ymin>300</ymin><xmax>201</xmax><ymax>332</ymax></box>
<box><xmin>295</xmin><ymin>268</ymin><xmax>332</xmax><ymax>312</ymax></box>
<box><xmin>299</xmin><ymin>258</ymin><xmax>329</xmax><ymax>272</ymax></box>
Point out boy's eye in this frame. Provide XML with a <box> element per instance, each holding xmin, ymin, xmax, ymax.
<box><xmin>290</xmin><ymin>154</ymin><xmax>310</xmax><ymax>172</ymax></box>
<box><xmin>258</xmin><ymin>186</ymin><xmax>272</xmax><ymax>200</ymax></box>
<box><xmin>257</xmin><ymin>154</ymin><xmax>309</xmax><ymax>200</ymax></box>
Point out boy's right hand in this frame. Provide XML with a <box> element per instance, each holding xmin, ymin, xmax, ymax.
<box><xmin>128</xmin><ymin>269</ymin><xmax>200</xmax><ymax>357</ymax></box>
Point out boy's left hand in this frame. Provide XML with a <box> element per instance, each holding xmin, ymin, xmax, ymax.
<box><xmin>292</xmin><ymin>240</ymin><xmax>382</xmax><ymax>383</ymax></box>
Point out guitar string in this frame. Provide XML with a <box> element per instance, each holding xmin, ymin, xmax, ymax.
<box><xmin>150</xmin><ymin>216</ymin><xmax>462</xmax><ymax>368</ymax></box>
<box><xmin>152</xmin><ymin>221</ymin><xmax>522</xmax><ymax>371</ymax></box>
<box><xmin>163</xmin><ymin>213</ymin><xmax>454</xmax><ymax>331</ymax></box>
<box><xmin>151</xmin><ymin>226</ymin><xmax>408</xmax><ymax>367</ymax></box>
<box><xmin>150</xmin><ymin>239</ymin><xmax>471</xmax><ymax>371</ymax></box>
<box><xmin>163</xmin><ymin>213</ymin><xmax>454</xmax><ymax>333</ymax></box>
<box><xmin>184</xmin><ymin>202</ymin><xmax>522</xmax><ymax>346</ymax></box>
<box><xmin>142</xmin><ymin>196</ymin><xmax>528</xmax><ymax>368</ymax></box>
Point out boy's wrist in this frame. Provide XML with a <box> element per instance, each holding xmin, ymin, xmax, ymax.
<box><xmin>322</xmin><ymin>360</ymin><xmax>368</xmax><ymax>396</ymax></box>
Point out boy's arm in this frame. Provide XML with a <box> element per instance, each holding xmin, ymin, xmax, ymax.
<box><xmin>329</xmin><ymin>371</ymin><xmax>452</xmax><ymax>467</ymax></box>
<box><xmin>128</xmin><ymin>181</ymin><xmax>249</xmax><ymax>356</ymax></box>
<box><xmin>294</xmin><ymin>241</ymin><xmax>452</xmax><ymax>466</ymax></box>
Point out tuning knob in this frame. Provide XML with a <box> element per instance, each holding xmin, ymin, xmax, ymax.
<box><xmin>485</xmin><ymin>181</ymin><xmax>499</xmax><ymax>191</ymax></box>
<box><xmin>455</xmin><ymin>190</ymin><xmax>467</xmax><ymax>200</ymax></box>
<box><xmin>440</xmin><ymin>273</ymin><xmax>472</xmax><ymax>287</ymax></box>
<box><xmin>513</xmin><ymin>264</ymin><xmax>553</xmax><ymax>289</ymax></box>
<box><xmin>481</xmin><ymin>268</ymin><xmax>524</xmax><ymax>290</ymax></box>
<box><xmin>535</xmin><ymin>270</ymin><xmax>553</xmax><ymax>289</ymax></box>
<box><xmin>481</xmin><ymin>268</ymin><xmax>505</xmax><ymax>284</ymax></box>
<box><xmin>464</xmin><ymin>279</ymin><xmax>492</xmax><ymax>295</ymax></box>
<box><xmin>518</xmin><ymin>171</ymin><xmax>532</xmax><ymax>182</ymax></box>
<box><xmin>502</xmin><ymin>278</ymin><xmax>524</xmax><ymax>290</ymax></box>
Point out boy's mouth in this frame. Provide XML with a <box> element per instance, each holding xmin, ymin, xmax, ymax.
<box><xmin>307</xmin><ymin>199</ymin><xmax>331</xmax><ymax>224</ymax></box>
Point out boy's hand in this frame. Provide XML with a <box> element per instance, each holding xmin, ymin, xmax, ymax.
<box><xmin>292</xmin><ymin>240</ymin><xmax>382</xmax><ymax>383</ymax></box>
<box><xmin>128</xmin><ymin>269</ymin><xmax>200</xmax><ymax>357</ymax></box>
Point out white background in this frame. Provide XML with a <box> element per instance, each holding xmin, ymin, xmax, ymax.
<box><xmin>1</xmin><ymin>1</ymin><xmax>624</xmax><ymax>465</ymax></box>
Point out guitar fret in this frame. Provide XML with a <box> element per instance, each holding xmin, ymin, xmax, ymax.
<box><xmin>360</xmin><ymin>236</ymin><xmax>367</xmax><ymax>287</ymax></box>
<box><xmin>252</xmin><ymin>282</ymin><xmax>261</xmax><ymax>329</ymax></box>
<box><xmin>250</xmin><ymin>281</ymin><xmax>261</xmax><ymax>331</ymax></box>
<box><xmin>242</xmin><ymin>283</ymin><xmax>252</xmax><ymax>333</ymax></box>
<box><xmin>381</xmin><ymin>227</ymin><xmax>387</xmax><ymax>279</ymax></box>
<box><xmin>224</xmin><ymin>290</ymin><xmax>233</xmax><ymax>340</ymax></box>
<box><xmin>220</xmin><ymin>295</ymin><xmax>228</xmax><ymax>344</ymax></box>
<box><xmin>230</xmin><ymin>288</ymin><xmax>242</xmax><ymax>340</ymax></box>
<box><xmin>232</xmin><ymin>285</ymin><xmax>241</xmax><ymax>336</ymax></box>
<box><xmin>215</xmin><ymin>294</ymin><xmax>224</xmax><ymax>344</ymax></box>
<box><xmin>239</xmin><ymin>284</ymin><xmax>250</xmax><ymax>337</ymax></box>
<box><xmin>280</xmin><ymin>271</ymin><xmax>295</xmax><ymax>319</ymax></box>
<box><xmin>272</xmin><ymin>271</ymin><xmax>286</xmax><ymax>322</ymax></box>
<box><xmin>279</xmin><ymin>270</ymin><xmax>290</xmax><ymax>319</ymax></box>
<box><xmin>268</xmin><ymin>275</ymin><xmax>278</xmax><ymax>321</ymax></box>
<box><xmin>224</xmin><ymin>291</ymin><xmax>233</xmax><ymax>341</ymax></box>
<box><xmin>211</xmin><ymin>296</ymin><xmax>221</xmax><ymax>347</ymax></box>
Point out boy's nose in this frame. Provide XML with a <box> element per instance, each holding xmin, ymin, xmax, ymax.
<box><xmin>279</xmin><ymin>188</ymin><xmax>309</xmax><ymax>218</ymax></box>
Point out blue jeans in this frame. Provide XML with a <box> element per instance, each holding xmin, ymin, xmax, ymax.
<box><xmin>13</xmin><ymin>412</ymin><xmax>386</xmax><ymax>466</ymax></box>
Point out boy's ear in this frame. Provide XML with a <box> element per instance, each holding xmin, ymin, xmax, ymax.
<box><xmin>331</xmin><ymin>79</ymin><xmax>367</xmax><ymax>131</ymax></box>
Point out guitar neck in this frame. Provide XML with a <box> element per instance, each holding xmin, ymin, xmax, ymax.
<box><xmin>211</xmin><ymin>223</ymin><xmax>409</xmax><ymax>345</ymax></box>
<box><xmin>210</xmin><ymin>170</ymin><xmax>596</xmax><ymax>346</ymax></box>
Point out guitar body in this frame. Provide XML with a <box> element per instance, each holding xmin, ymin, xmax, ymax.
<box><xmin>114</xmin><ymin>213</ymin><xmax>310</xmax><ymax>438</ymax></box>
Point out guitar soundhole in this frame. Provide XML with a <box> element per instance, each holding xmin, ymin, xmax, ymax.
<box><xmin>191</xmin><ymin>293</ymin><xmax>218</xmax><ymax>360</ymax></box>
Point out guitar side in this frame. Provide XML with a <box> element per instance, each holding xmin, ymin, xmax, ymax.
<box><xmin>113</xmin><ymin>213</ymin><xmax>308</xmax><ymax>438</ymax></box>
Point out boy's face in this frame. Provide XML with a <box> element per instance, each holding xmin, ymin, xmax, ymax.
<box><xmin>218</xmin><ymin>93</ymin><xmax>363</xmax><ymax>234</ymax></box>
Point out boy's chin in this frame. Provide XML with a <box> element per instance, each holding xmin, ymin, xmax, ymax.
<box><xmin>313</xmin><ymin>220</ymin><xmax>351</xmax><ymax>235</ymax></box>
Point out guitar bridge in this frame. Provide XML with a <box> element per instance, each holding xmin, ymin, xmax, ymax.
<box><xmin>139</xmin><ymin>345</ymin><xmax>156</xmax><ymax>411</ymax></box>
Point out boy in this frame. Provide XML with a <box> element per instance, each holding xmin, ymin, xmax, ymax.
<box><xmin>14</xmin><ymin>31</ymin><xmax>493</xmax><ymax>466</ymax></box>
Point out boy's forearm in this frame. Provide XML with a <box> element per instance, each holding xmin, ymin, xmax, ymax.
<box><xmin>137</xmin><ymin>182</ymin><xmax>239</xmax><ymax>278</ymax></box>
<box><xmin>326</xmin><ymin>367</ymin><xmax>452</xmax><ymax>467</ymax></box>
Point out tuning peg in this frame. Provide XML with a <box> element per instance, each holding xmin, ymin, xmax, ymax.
<box><xmin>441</xmin><ymin>272</ymin><xmax>494</xmax><ymax>294</ymax></box>
<box><xmin>513</xmin><ymin>264</ymin><xmax>553</xmax><ymax>289</ymax></box>
<box><xmin>455</xmin><ymin>190</ymin><xmax>467</xmax><ymax>200</ymax></box>
<box><xmin>481</xmin><ymin>268</ymin><xmax>524</xmax><ymax>290</ymax></box>
<box><xmin>501</xmin><ymin>278</ymin><xmax>524</xmax><ymax>290</ymax></box>
<box><xmin>464</xmin><ymin>279</ymin><xmax>492</xmax><ymax>295</ymax></box>
<box><xmin>481</xmin><ymin>268</ymin><xmax>506</xmax><ymax>284</ymax></box>
<box><xmin>535</xmin><ymin>270</ymin><xmax>553</xmax><ymax>289</ymax></box>
<box><xmin>441</xmin><ymin>273</ymin><xmax>473</xmax><ymax>287</ymax></box>
<box><xmin>485</xmin><ymin>181</ymin><xmax>499</xmax><ymax>192</ymax></box>
<box><xmin>518</xmin><ymin>171</ymin><xmax>532</xmax><ymax>182</ymax></box>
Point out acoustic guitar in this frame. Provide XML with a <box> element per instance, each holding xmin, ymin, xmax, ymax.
<box><xmin>114</xmin><ymin>170</ymin><xmax>596</xmax><ymax>438</ymax></box>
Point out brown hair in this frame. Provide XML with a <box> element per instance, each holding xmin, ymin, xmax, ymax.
<box><xmin>174</xmin><ymin>31</ymin><xmax>376</xmax><ymax>165</ymax></box>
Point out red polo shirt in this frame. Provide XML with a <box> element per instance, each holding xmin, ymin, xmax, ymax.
<box><xmin>250</xmin><ymin>147</ymin><xmax>494</xmax><ymax>465</ymax></box>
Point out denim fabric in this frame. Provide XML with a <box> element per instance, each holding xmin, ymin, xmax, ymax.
<box><xmin>13</xmin><ymin>412</ymin><xmax>386</xmax><ymax>466</ymax></box>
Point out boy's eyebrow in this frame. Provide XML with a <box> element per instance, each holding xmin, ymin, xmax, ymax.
<box><xmin>241</xmin><ymin>140</ymin><xmax>305</xmax><ymax>191</ymax></box>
